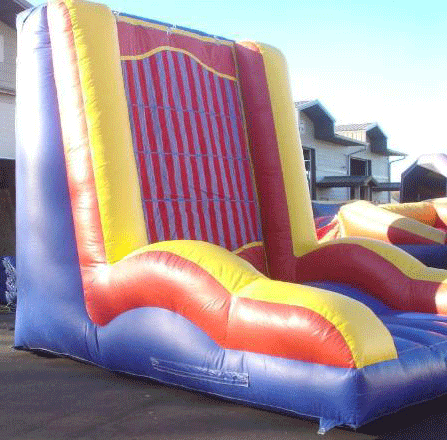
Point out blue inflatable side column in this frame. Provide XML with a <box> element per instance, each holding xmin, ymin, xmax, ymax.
<box><xmin>14</xmin><ymin>5</ymin><xmax>95</xmax><ymax>360</ymax></box>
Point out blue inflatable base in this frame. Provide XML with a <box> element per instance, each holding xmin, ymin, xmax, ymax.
<box><xmin>397</xmin><ymin>244</ymin><xmax>447</xmax><ymax>269</ymax></box>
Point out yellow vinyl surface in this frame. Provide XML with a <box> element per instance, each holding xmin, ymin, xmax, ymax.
<box><xmin>253</xmin><ymin>43</ymin><xmax>318</xmax><ymax>257</ymax></box>
<box><xmin>127</xmin><ymin>239</ymin><xmax>398</xmax><ymax>368</ymax></box>
<box><xmin>63</xmin><ymin>0</ymin><xmax>148</xmax><ymax>264</ymax></box>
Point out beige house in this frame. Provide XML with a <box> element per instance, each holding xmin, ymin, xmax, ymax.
<box><xmin>1</xmin><ymin>1</ymin><xmax>32</xmax><ymax>156</ymax></box>
<box><xmin>0</xmin><ymin>7</ymin><xmax>18</xmax><ymax>160</ymax></box>
<box><xmin>296</xmin><ymin>100</ymin><xmax>405</xmax><ymax>204</ymax></box>
<box><xmin>0</xmin><ymin>0</ymin><xmax>32</xmax><ymax>255</ymax></box>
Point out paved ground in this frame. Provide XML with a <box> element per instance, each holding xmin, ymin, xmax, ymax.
<box><xmin>2</xmin><ymin>313</ymin><xmax>447</xmax><ymax>440</ymax></box>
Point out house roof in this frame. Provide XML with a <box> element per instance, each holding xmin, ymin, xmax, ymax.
<box><xmin>386</xmin><ymin>149</ymin><xmax>407</xmax><ymax>157</ymax></box>
<box><xmin>415</xmin><ymin>153</ymin><xmax>447</xmax><ymax>176</ymax></box>
<box><xmin>316</xmin><ymin>175</ymin><xmax>378</xmax><ymax>188</ymax></box>
<box><xmin>295</xmin><ymin>100</ymin><xmax>365</xmax><ymax>147</ymax></box>
<box><xmin>402</xmin><ymin>153</ymin><xmax>447</xmax><ymax>180</ymax></box>
<box><xmin>336</xmin><ymin>122</ymin><xmax>406</xmax><ymax>157</ymax></box>
<box><xmin>335</xmin><ymin>123</ymin><xmax>377</xmax><ymax>132</ymax></box>
<box><xmin>315</xmin><ymin>175</ymin><xmax>401</xmax><ymax>191</ymax></box>
<box><xmin>0</xmin><ymin>0</ymin><xmax>32</xmax><ymax>29</ymax></box>
<box><xmin>371</xmin><ymin>182</ymin><xmax>401</xmax><ymax>192</ymax></box>
<box><xmin>401</xmin><ymin>153</ymin><xmax>447</xmax><ymax>202</ymax></box>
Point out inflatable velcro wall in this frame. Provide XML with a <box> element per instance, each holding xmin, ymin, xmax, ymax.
<box><xmin>14</xmin><ymin>0</ymin><xmax>447</xmax><ymax>433</ymax></box>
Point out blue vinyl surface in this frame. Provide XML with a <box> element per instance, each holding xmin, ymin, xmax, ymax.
<box><xmin>14</xmin><ymin>4</ymin><xmax>447</xmax><ymax>433</ymax></box>
<box><xmin>397</xmin><ymin>244</ymin><xmax>447</xmax><ymax>269</ymax></box>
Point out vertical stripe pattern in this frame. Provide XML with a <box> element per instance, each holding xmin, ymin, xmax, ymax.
<box><xmin>121</xmin><ymin>49</ymin><xmax>263</xmax><ymax>251</ymax></box>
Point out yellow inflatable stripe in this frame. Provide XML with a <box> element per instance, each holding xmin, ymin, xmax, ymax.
<box><xmin>126</xmin><ymin>240</ymin><xmax>397</xmax><ymax>367</ymax></box>
<box><xmin>390</xmin><ymin>218</ymin><xmax>445</xmax><ymax>244</ymax></box>
<box><xmin>338</xmin><ymin>201</ymin><xmax>445</xmax><ymax>245</ymax></box>
<box><xmin>381</xmin><ymin>201</ymin><xmax>438</xmax><ymax>226</ymax></box>
<box><xmin>117</xmin><ymin>15</ymin><xmax>235</xmax><ymax>47</ymax></box>
<box><xmin>64</xmin><ymin>0</ymin><xmax>148</xmax><ymax>263</ymax></box>
<box><xmin>126</xmin><ymin>240</ymin><xmax>264</xmax><ymax>293</ymax></box>
<box><xmin>432</xmin><ymin>198</ymin><xmax>447</xmax><ymax>225</ymax></box>
<box><xmin>237</xmin><ymin>278</ymin><xmax>398</xmax><ymax>368</ymax></box>
<box><xmin>232</xmin><ymin>241</ymin><xmax>264</xmax><ymax>255</ymax></box>
<box><xmin>121</xmin><ymin>46</ymin><xmax>237</xmax><ymax>81</ymax></box>
<box><xmin>319</xmin><ymin>237</ymin><xmax>447</xmax><ymax>283</ymax></box>
<box><xmin>252</xmin><ymin>43</ymin><xmax>318</xmax><ymax>256</ymax></box>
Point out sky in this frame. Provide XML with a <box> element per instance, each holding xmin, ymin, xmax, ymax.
<box><xmin>32</xmin><ymin>0</ymin><xmax>447</xmax><ymax>180</ymax></box>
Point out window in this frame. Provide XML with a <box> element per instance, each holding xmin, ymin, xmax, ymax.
<box><xmin>350</xmin><ymin>157</ymin><xmax>372</xmax><ymax>200</ymax></box>
<box><xmin>303</xmin><ymin>147</ymin><xmax>316</xmax><ymax>200</ymax></box>
<box><xmin>350</xmin><ymin>157</ymin><xmax>371</xmax><ymax>176</ymax></box>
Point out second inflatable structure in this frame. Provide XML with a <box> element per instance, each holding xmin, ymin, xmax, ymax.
<box><xmin>316</xmin><ymin>199</ymin><xmax>447</xmax><ymax>268</ymax></box>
